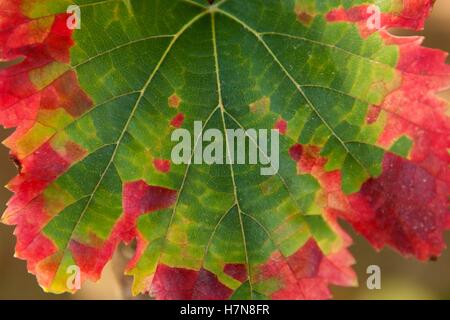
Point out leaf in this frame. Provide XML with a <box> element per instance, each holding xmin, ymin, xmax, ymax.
<box><xmin>0</xmin><ymin>0</ymin><xmax>448</xmax><ymax>299</ymax></box>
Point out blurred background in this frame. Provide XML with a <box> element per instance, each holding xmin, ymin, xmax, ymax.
<box><xmin>0</xmin><ymin>2</ymin><xmax>449</xmax><ymax>300</ymax></box>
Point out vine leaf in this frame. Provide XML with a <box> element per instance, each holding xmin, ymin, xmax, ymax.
<box><xmin>0</xmin><ymin>0</ymin><xmax>448</xmax><ymax>299</ymax></box>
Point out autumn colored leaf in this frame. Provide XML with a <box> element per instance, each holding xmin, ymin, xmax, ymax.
<box><xmin>0</xmin><ymin>0</ymin><xmax>449</xmax><ymax>299</ymax></box>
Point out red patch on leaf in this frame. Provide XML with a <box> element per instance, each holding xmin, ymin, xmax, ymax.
<box><xmin>170</xmin><ymin>112</ymin><xmax>185</xmax><ymax>128</ymax></box>
<box><xmin>0</xmin><ymin>0</ymin><xmax>26</xmax><ymax>31</ymax></box>
<box><xmin>289</xmin><ymin>144</ymin><xmax>303</xmax><ymax>162</ymax></box>
<box><xmin>0</xmin><ymin>9</ymin><xmax>91</xmax><ymax>155</ymax></box>
<box><xmin>2</xmin><ymin>194</ymin><xmax>59</xmax><ymax>288</ymax></box>
<box><xmin>1</xmin><ymin>4</ymin><xmax>184</xmax><ymax>292</ymax></box>
<box><xmin>317</xmin><ymin>1</ymin><xmax>450</xmax><ymax>261</ymax></box>
<box><xmin>348</xmin><ymin>153</ymin><xmax>448</xmax><ymax>260</ymax></box>
<box><xmin>59</xmin><ymin>181</ymin><xmax>178</xmax><ymax>283</ymax></box>
<box><xmin>5</xmin><ymin>143</ymin><xmax>72</xmax><ymax>216</ymax></box>
<box><xmin>377</xmin><ymin>34</ymin><xmax>450</xmax><ymax>186</ymax></box>
<box><xmin>23</xmin><ymin>234</ymin><xmax>58</xmax><ymax>287</ymax></box>
<box><xmin>151</xmin><ymin>265</ymin><xmax>197</xmax><ymax>300</ymax></box>
<box><xmin>69</xmin><ymin>239</ymin><xmax>117</xmax><ymax>282</ymax></box>
<box><xmin>153</xmin><ymin>159</ymin><xmax>171</xmax><ymax>173</ymax></box>
<box><xmin>287</xmin><ymin>240</ymin><xmax>323</xmax><ymax>278</ymax></box>
<box><xmin>366</xmin><ymin>105</ymin><xmax>381</xmax><ymax>124</ymax></box>
<box><xmin>274</xmin><ymin>118</ymin><xmax>287</xmax><ymax>135</ymax></box>
<box><xmin>151</xmin><ymin>265</ymin><xmax>232</xmax><ymax>300</ymax></box>
<box><xmin>191</xmin><ymin>269</ymin><xmax>233</xmax><ymax>300</ymax></box>
<box><xmin>297</xmin><ymin>145</ymin><xmax>326</xmax><ymax>173</ymax></box>
<box><xmin>224</xmin><ymin>263</ymin><xmax>247</xmax><ymax>282</ymax></box>
<box><xmin>257</xmin><ymin>238</ymin><xmax>355</xmax><ymax>300</ymax></box>
<box><xmin>122</xmin><ymin>181</ymin><xmax>176</xmax><ymax>242</ymax></box>
<box><xmin>43</xmin><ymin>71</ymin><xmax>93</xmax><ymax>117</ymax></box>
<box><xmin>295</xmin><ymin>149</ymin><xmax>449</xmax><ymax>260</ymax></box>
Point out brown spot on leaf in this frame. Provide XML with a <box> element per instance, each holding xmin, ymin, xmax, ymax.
<box><xmin>294</xmin><ymin>3</ymin><xmax>315</xmax><ymax>26</ymax></box>
<box><xmin>260</xmin><ymin>178</ymin><xmax>277</xmax><ymax>195</ymax></box>
<box><xmin>62</xmin><ymin>140</ymin><xmax>87</xmax><ymax>163</ymax></box>
<box><xmin>296</xmin><ymin>11</ymin><xmax>314</xmax><ymax>25</ymax></box>
<box><xmin>10</xmin><ymin>153</ymin><xmax>22</xmax><ymax>173</ymax></box>
<box><xmin>168</xmin><ymin>93</ymin><xmax>181</xmax><ymax>109</ymax></box>
<box><xmin>249</xmin><ymin>96</ymin><xmax>270</xmax><ymax>114</ymax></box>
